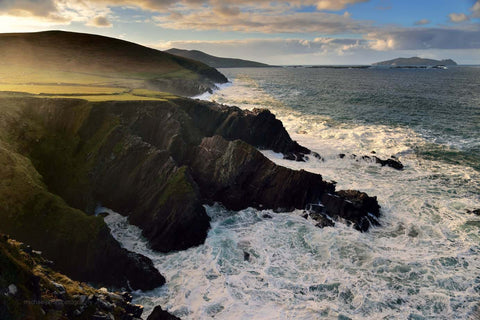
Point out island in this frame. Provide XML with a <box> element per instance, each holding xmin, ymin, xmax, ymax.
<box><xmin>372</xmin><ymin>57</ymin><xmax>457</xmax><ymax>67</ymax></box>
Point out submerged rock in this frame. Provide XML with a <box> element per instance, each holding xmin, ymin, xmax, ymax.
<box><xmin>339</xmin><ymin>153</ymin><xmax>404</xmax><ymax>170</ymax></box>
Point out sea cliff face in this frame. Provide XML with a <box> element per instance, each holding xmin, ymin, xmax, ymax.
<box><xmin>0</xmin><ymin>94</ymin><xmax>382</xmax><ymax>312</ymax></box>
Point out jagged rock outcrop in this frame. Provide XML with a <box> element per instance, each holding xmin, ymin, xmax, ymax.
<box><xmin>1</xmin><ymin>95</ymin><xmax>382</xmax><ymax>265</ymax></box>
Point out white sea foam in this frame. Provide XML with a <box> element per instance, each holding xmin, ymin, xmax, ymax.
<box><xmin>191</xmin><ymin>82</ymin><xmax>233</xmax><ymax>101</ymax></box>
<box><xmin>103</xmin><ymin>72</ymin><xmax>480</xmax><ymax>319</ymax></box>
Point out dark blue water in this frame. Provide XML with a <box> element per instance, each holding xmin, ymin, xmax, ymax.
<box><xmin>219</xmin><ymin>66</ymin><xmax>480</xmax><ymax>171</ymax></box>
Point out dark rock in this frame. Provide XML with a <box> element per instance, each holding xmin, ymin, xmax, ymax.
<box><xmin>262</xmin><ymin>214</ymin><xmax>273</xmax><ymax>219</ymax></box>
<box><xmin>147</xmin><ymin>306</ymin><xmax>181</xmax><ymax>320</ymax></box>
<box><xmin>243</xmin><ymin>251</ymin><xmax>251</xmax><ymax>262</ymax></box>
<box><xmin>373</xmin><ymin>156</ymin><xmax>404</xmax><ymax>170</ymax></box>
<box><xmin>320</xmin><ymin>190</ymin><xmax>380</xmax><ymax>231</ymax></box>
<box><xmin>122</xmin><ymin>292</ymin><xmax>133</xmax><ymax>303</ymax></box>
<box><xmin>339</xmin><ymin>153</ymin><xmax>346</xmax><ymax>159</ymax></box>
<box><xmin>283</xmin><ymin>152</ymin><xmax>306</xmax><ymax>162</ymax></box>
<box><xmin>125</xmin><ymin>303</ymin><xmax>144</xmax><ymax>318</ymax></box>
<box><xmin>190</xmin><ymin>136</ymin><xmax>334</xmax><ymax>212</ymax></box>
<box><xmin>467</xmin><ymin>209</ymin><xmax>480</xmax><ymax>216</ymax></box>
<box><xmin>302</xmin><ymin>213</ymin><xmax>309</xmax><ymax>219</ymax></box>
<box><xmin>313</xmin><ymin>216</ymin><xmax>335</xmax><ymax>228</ymax></box>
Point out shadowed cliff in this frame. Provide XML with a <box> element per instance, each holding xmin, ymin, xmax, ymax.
<box><xmin>0</xmin><ymin>95</ymin><xmax>381</xmax><ymax>261</ymax></box>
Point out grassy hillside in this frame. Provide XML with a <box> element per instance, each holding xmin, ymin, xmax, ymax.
<box><xmin>0</xmin><ymin>31</ymin><xmax>227</xmax><ymax>96</ymax></box>
<box><xmin>166</xmin><ymin>48</ymin><xmax>272</xmax><ymax>68</ymax></box>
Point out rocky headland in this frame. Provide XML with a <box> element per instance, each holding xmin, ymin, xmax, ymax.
<box><xmin>0</xmin><ymin>93</ymin><xmax>384</xmax><ymax>318</ymax></box>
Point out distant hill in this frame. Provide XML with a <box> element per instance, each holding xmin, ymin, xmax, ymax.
<box><xmin>166</xmin><ymin>48</ymin><xmax>272</xmax><ymax>68</ymax></box>
<box><xmin>0</xmin><ymin>30</ymin><xmax>227</xmax><ymax>95</ymax></box>
<box><xmin>373</xmin><ymin>57</ymin><xmax>457</xmax><ymax>66</ymax></box>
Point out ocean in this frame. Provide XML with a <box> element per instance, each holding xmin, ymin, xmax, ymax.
<box><xmin>105</xmin><ymin>66</ymin><xmax>480</xmax><ymax>319</ymax></box>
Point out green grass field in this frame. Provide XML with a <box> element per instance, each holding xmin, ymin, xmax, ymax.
<box><xmin>0</xmin><ymin>66</ymin><xmax>179</xmax><ymax>101</ymax></box>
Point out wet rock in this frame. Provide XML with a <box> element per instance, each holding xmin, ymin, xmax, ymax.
<box><xmin>262</xmin><ymin>214</ymin><xmax>273</xmax><ymax>219</ymax></box>
<box><xmin>283</xmin><ymin>152</ymin><xmax>306</xmax><ymax>162</ymax></box>
<box><xmin>122</xmin><ymin>292</ymin><xmax>133</xmax><ymax>303</ymax></box>
<box><xmin>311</xmin><ymin>213</ymin><xmax>335</xmax><ymax>228</ymax></box>
<box><xmin>147</xmin><ymin>306</ymin><xmax>181</xmax><ymax>320</ymax></box>
<box><xmin>373</xmin><ymin>156</ymin><xmax>404</xmax><ymax>170</ymax></box>
<box><xmin>243</xmin><ymin>251</ymin><xmax>251</xmax><ymax>262</ymax></box>
<box><xmin>338</xmin><ymin>152</ymin><xmax>403</xmax><ymax>170</ymax></box>
<box><xmin>320</xmin><ymin>190</ymin><xmax>380</xmax><ymax>232</ymax></box>
<box><xmin>125</xmin><ymin>303</ymin><xmax>144</xmax><ymax>318</ymax></box>
<box><xmin>466</xmin><ymin>209</ymin><xmax>480</xmax><ymax>215</ymax></box>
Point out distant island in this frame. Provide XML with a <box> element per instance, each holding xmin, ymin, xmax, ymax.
<box><xmin>373</xmin><ymin>57</ymin><xmax>457</xmax><ymax>67</ymax></box>
<box><xmin>166</xmin><ymin>48</ymin><xmax>272</xmax><ymax>68</ymax></box>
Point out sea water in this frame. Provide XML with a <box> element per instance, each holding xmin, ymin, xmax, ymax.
<box><xmin>104</xmin><ymin>66</ymin><xmax>480</xmax><ymax>319</ymax></box>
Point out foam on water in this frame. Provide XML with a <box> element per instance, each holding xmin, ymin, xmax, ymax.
<box><xmin>104</xmin><ymin>70</ymin><xmax>480</xmax><ymax>319</ymax></box>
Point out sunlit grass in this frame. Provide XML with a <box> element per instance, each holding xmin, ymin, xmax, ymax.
<box><xmin>0</xmin><ymin>84</ymin><xmax>125</xmax><ymax>95</ymax></box>
<box><xmin>43</xmin><ymin>93</ymin><xmax>170</xmax><ymax>101</ymax></box>
<box><xmin>0</xmin><ymin>65</ymin><xmax>181</xmax><ymax>101</ymax></box>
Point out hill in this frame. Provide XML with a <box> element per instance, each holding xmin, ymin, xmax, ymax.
<box><xmin>166</xmin><ymin>48</ymin><xmax>272</xmax><ymax>68</ymax></box>
<box><xmin>372</xmin><ymin>57</ymin><xmax>457</xmax><ymax>66</ymax></box>
<box><xmin>0</xmin><ymin>30</ymin><xmax>227</xmax><ymax>96</ymax></box>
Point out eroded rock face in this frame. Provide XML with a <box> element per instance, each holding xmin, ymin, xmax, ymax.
<box><xmin>3</xmin><ymin>96</ymin><xmax>382</xmax><ymax>272</ymax></box>
<box><xmin>190</xmin><ymin>136</ymin><xmax>333</xmax><ymax>211</ymax></box>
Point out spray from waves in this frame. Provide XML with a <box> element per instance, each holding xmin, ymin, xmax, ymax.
<box><xmin>103</xmin><ymin>199</ymin><xmax>480</xmax><ymax>319</ymax></box>
<box><xmin>191</xmin><ymin>82</ymin><xmax>233</xmax><ymax>100</ymax></box>
<box><xmin>100</xmin><ymin>70</ymin><xmax>480</xmax><ymax>319</ymax></box>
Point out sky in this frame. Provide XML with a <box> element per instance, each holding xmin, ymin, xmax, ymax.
<box><xmin>1</xmin><ymin>0</ymin><xmax>480</xmax><ymax>65</ymax></box>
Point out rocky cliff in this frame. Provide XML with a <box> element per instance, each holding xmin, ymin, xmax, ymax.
<box><xmin>1</xmin><ymin>95</ymin><xmax>381</xmax><ymax>259</ymax></box>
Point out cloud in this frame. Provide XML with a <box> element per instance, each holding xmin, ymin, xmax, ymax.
<box><xmin>153</xmin><ymin>10</ymin><xmax>372</xmax><ymax>34</ymax></box>
<box><xmin>367</xmin><ymin>27</ymin><xmax>480</xmax><ymax>50</ymax></box>
<box><xmin>0</xmin><ymin>0</ymin><xmax>58</xmax><ymax>17</ymax></box>
<box><xmin>153</xmin><ymin>37</ymin><xmax>480</xmax><ymax>65</ymax></box>
<box><xmin>472</xmin><ymin>1</ymin><xmax>480</xmax><ymax>17</ymax></box>
<box><xmin>414</xmin><ymin>19</ymin><xmax>430</xmax><ymax>26</ymax></box>
<box><xmin>316</xmin><ymin>0</ymin><xmax>369</xmax><ymax>10</ymax></box>
<box><xmin>449</xmin><ymin>13</ymin><xmax>469</xmax><ymax>23</ymax></box>
<box><xmin>86</xmin><ymin>15</ymin><xmax>112</xmax><ymax>27</ymax></box>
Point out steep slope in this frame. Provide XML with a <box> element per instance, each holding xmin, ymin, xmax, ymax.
<box><xmin>166</xmin><ymin>48</ymin><xmax>272</xmax><ymax>68</ymax></box>
<box><xmin>0</xmin><ymin>97</ymin><xmax>165</xmax><ymax>290</ymax></box>
<box><xmin>0</xmin><ymin>234</ymin><xmax>165</xmax><ymax>320</ymax></box>
<box><xmin>0</xmin><ymin>31</ymin><xmax>227</xmax><ymax>96</ymax></box>
<box><xmin>0</xmin><ymin>95</ymin><xmax>381</xmax><ymax>258</ymax></box>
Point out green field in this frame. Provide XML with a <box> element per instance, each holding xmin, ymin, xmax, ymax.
<box><xmin>0</xmin><ymin>66</ymin><xmax>179</xmax><ymax>101</ymax></box>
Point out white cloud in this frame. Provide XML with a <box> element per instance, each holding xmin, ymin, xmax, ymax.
<box><xmin>449</xmin><ymin>13</ymin><xmax>469</xmax><ymax>23</ymax></box>
<box><xmin>316</xmin><ymin>0</ymin><xmax>369</xmax><ymax>11</ymax></box>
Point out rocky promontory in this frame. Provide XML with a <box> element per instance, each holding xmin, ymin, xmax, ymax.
<box><xmin>0</xmin><ymin>93</ymin><xmax>383</xmax><ymax>320</ymax></box>
<box><xmin>1</xmin><ymin>95</ymin><xmax>381</xmax><ymax>255</ymax></box>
